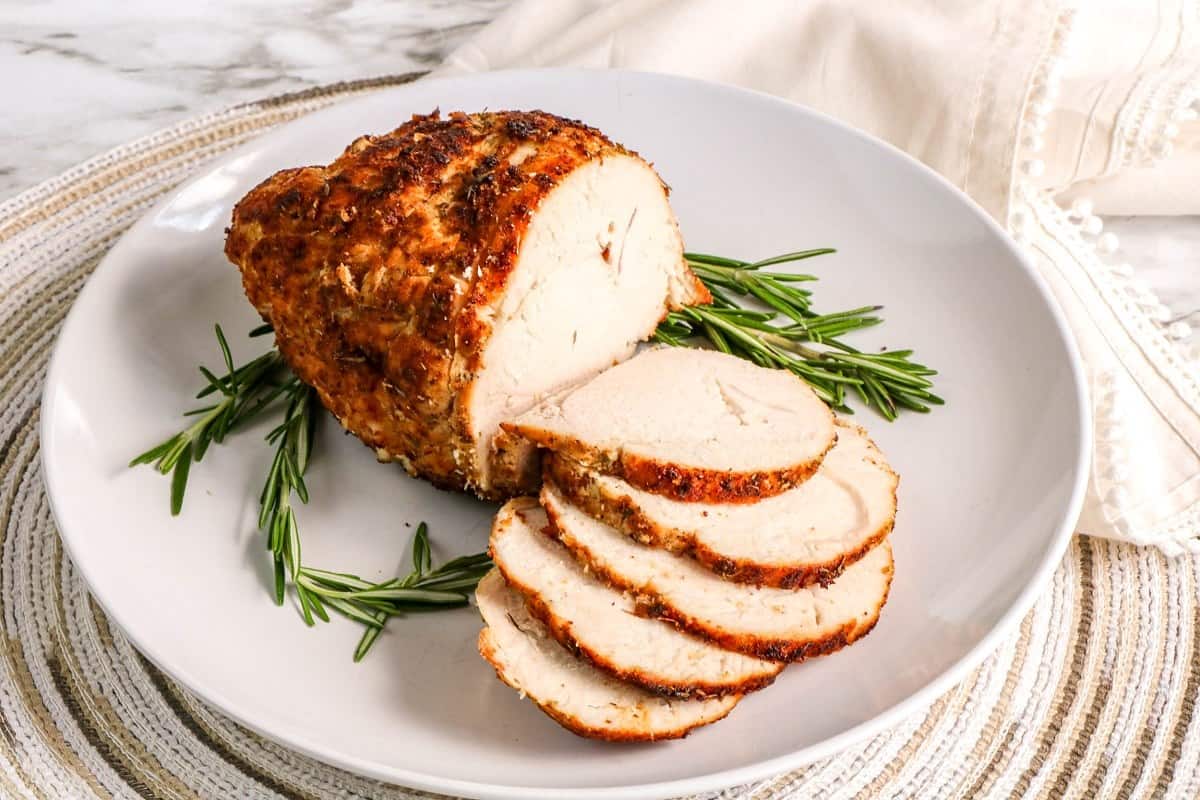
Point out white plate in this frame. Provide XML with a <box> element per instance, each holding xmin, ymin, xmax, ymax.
<box><xmin>41</xmin><ymin>70</ymin><xmax>1089</xmax><ymax>799</ymax></box>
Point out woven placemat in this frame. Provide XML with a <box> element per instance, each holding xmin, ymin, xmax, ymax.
<box><xmin>1</xmin><ymin>75</ymin><xmax>1198</xmax><ymax>800</ymax></box>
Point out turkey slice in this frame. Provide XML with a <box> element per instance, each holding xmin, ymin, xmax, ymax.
<box><xmin>502</xmin><ymin>347</ymin><xmax>836</xmax><ymax>503</ymax></box>
<box><xmin>476</xmin><ymin>570</ymin><xmax>738</xmax><ymax>741</ymax></box>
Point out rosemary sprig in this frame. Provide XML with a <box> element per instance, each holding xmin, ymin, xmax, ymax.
<box><xmin>258</xmin><ymin>379</ymin><xmax>493</xmax><ymax>661</ymax></box>
<box><xmin>258</xmin><ymin>375</ymin><xmax>315</xmax><ymax>605</ymax></box>
<box><xmin>131</xmin><ymin>324</ymin><xmax>493</xmax><ymax>661</ymax></box>
<box><xmin>656</xmin><ymin>250</ymin><xmax>943</xmax><ymax>420</ymax></box>
<box><xmin>129</xmin><ymin>325</ymin><xmax>290</xmax><ymax>514</ymax></box>
<box><xmin>296</xmin><ymin>536</ymin><xmax>494</xmax><ymax>662</ymax></box>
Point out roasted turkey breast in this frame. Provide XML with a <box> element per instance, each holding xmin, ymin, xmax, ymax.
<box><xmin>225</xmin><ymin>110</ymin><xmax>709</xmax><ymax>499</ymax></box>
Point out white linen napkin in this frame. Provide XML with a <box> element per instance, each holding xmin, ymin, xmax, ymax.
<box><xmin>438</xmin><ymin>0</ymin><xmax>1200</xmax><ymax>552</ymax></box>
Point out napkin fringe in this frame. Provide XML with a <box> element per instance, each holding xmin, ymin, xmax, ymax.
<box><xmin>1009</xmin><ymin>3</ymin><xmax>1200</xmax><ymax>553</ymax></box>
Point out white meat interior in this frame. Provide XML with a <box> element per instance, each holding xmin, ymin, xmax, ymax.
<box><xmin>468</xmin><ymin>155</ymin><xmax>688</xmax><ymax>490</ymax></box>
<box><xmin>508</xmin><ymin>347</ymin><xmax>836</xmax><ymax>474</ymax></box>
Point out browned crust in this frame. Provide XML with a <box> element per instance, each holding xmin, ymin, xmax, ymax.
<box><xmin>544</xmin><ymin>420</ymin><xmax>899</xmax><ymax>589</ymax></box>
<box><xmin>226</xmin><ymin>109</ymin><xmax>707</xmax><ymax>501</ymax></box>
<box><xmin>477</xmin><ymin>628</ymin><xmax>738</xmax><ymax>742</ymax></box>
<box><xmin>490</xmin><ymin>539</ymin><xmax>781</xmax><ymax>699</ymax></box>
<box><xmin>501</xmin><ymin>423</ymin><xmax>835</xmax><ymax>503</ymax></box>
<box><xmin>542</xmin><ymin>498</ymin><xmax>895</xmax><ymax>662</ymax></box>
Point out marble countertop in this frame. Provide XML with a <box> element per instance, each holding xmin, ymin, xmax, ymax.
<box><xmin>0</xmin><ymin>0</ymin><xmax>510</xmax><ymax>199</ymax></box>
<box><xmin>1</xmin><ymin>0</ymin><xmax>1194</xmax><ymax>328</ymax></box>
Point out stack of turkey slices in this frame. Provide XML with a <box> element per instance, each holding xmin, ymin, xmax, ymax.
<box><xmin>476</xmin><ymin>347</ymin><xmax>899</xmax><ymax>740</ymax></box>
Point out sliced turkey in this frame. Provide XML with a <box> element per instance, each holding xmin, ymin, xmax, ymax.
<box><xmin>226</xmin><ymin>110</ymin><xmax>709</xmax><ymax>500</ymax></box>
<box><xmin>503</xmin><ymin>347</ymin><xmax>836</xmax><ymax>502</ymax></box>
<box><xmin>545</xmin><ymin>418</ymin><xmax>897</xmax><ymax>588</ymax></box>
<box><xmin>476</xmin><ymin>570</ymin><xmax>738</xmax><ymax>741</ymax></box>
<box><xmin>491</xmin><ymin>498</ymin><xmax>783</xmax><ymax>697</ymax></box>
<box><xmin>541</xmin><ymin>485</ymin><xmax>893</xmax><ymax>661</ymax></box>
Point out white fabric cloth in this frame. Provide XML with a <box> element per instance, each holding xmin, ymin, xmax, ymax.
<box><xmin>438</xmin><ymin>0</ymin><xmax>1200</xmax><ymax>551</ymax></box>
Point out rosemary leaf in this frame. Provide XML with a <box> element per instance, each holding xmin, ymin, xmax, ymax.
<box><xmin>412</xmin><ymin>522</ymin><xmax>431</xmax><ymax>576</ymax></box>
<box><xmin>273</xmin><ymin>555</ymin><xmax>286</xmax><ymax>605</ymax></box>
<box><xmin>354</xmin><ymin>623</ymin><xmax>384</xmax><ymax>662</ymax></box>
<box><xmin>169</xmin><ymin>442</ymin><xmax>193</xmax><ymax>516</ymax></box>
<box><xmin>307</xmin><ymin>588</ymin><xmax>330</xmax><ymax>623</ymax></box>
<box><xmin>297</xmin><ymin>584</ymin><xmax>316</xmax><ymax>627</ymax></box>
<box><xmin>323</xmin><ymin>597</ymin><xmax>387</xmax><ymax>628</ymax></box>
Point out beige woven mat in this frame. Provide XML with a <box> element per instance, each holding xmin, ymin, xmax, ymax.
<box><xmin>1</xmin><ymin>75</ymin><xmax>1198</xmax><ymax>800</ymax></box>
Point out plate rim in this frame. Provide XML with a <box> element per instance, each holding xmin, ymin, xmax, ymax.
<box><xmin>40</xmin><ymin>67</ymin><xmax>1092</xmax><ymax>800</ymax></box>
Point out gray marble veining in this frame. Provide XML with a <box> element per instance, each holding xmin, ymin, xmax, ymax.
<box><xmin>0</xmin><ymin>0</ymin><xmax>510</xmax><ymax>199</ymax></box>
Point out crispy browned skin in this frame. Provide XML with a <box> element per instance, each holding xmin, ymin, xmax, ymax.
<box><xmin>544</xmin><ymin>423</ymin><xmax>898</xmax><ymax>589</ymax></box>
<box><xmin>489</xmin><ymin>541</ymin><xmax>782</xmax><ymax>699</ymax></box>
<box><xmin>225</xmin><ymin>110</ymin><xmax>705</xmax><ymax>499</ymax></box>
<box><xmin>542</xmin><ymin>498</ymin><xmax>895</xmax><ymax>662</ymax></box>
<box><xmin>476</xmin><ymin>630</ymin><xmax>738</xmax><ymax>741</ymax></box>
<box><xmin>501</xmin><ymin>422</ymin><xmax>833</xmax><ymax>503</ymax></box>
